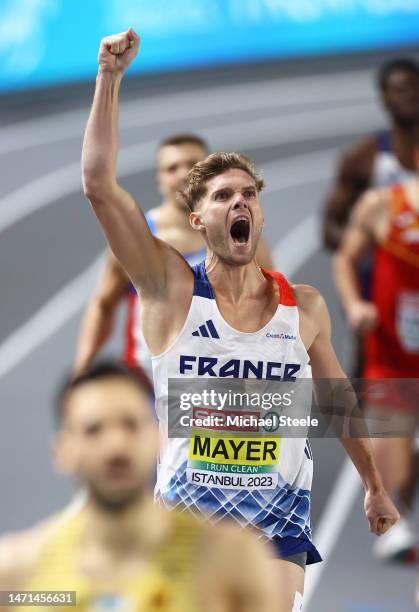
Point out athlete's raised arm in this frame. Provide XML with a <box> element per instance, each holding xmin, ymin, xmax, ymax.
<box><xmin>82</xmin><ymin>28</ymin><xmax>182</xmax><ymax>296</ymax></box>
<box><xmin>296</xmin><ymin>285</ymin><xmax>399</xmax><ymax>536</ymax></box>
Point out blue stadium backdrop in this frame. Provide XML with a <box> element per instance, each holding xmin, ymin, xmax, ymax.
<box><xmin>2</xmin><ymin>0</ymin><xmax>419</xmax><ymax>92</ymax></box>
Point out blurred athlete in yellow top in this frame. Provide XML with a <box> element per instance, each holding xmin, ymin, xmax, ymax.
<box><xmin>0</xmin><ymin>361</ymin><xmax>279</xmax><ymax>612</ymax></box>
<box><xmin>73</xmin><ymin>134</ymin><xmax>273</xmax><ymax>384</ymax></box>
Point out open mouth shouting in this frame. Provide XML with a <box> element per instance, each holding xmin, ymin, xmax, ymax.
<box><xmin>230</xmin><ymin>216</ymin><xmax>251</xmax><ymax>248</ymax></box>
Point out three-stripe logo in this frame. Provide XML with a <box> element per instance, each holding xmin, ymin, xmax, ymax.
<box><xmin>192</xmin><ymin>319</ymin><xmax>220</xmax><ymax>339</ymax></box>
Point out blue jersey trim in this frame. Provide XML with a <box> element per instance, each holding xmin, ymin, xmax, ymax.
<box><xmin>184</xmin><ymin>247</ymin><xmax>207</xmax><ymax>262</ymax></box>
<box><xmin>376</xmin><ymin>130</ymin><xmax>392</xmax><ymax>153</ymax></box>
<box><xmin>271</xmin><ymin>535</ymin><xmax>322</xmax><ymax>565</ymax></box>
<box><xmin>192</xmin><ymin>261</ymin><xmax>215</xmax><ymax>300</ymax></box>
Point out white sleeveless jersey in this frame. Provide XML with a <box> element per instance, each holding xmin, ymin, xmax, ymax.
<box><xmin>152</xmin><ymin>262</ymin><xmax>321</xmax><ymax>563</ymax></box>
<box><xmin>371</xmin><ymin>130</ymin><xmax>416</xmax><ymax>188</ymax></box>
<box><xmin>124</xmin><ymin>211</ymin><xmax>206</xmax><ymax>381</ymax></box>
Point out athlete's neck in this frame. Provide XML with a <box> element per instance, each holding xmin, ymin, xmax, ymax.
<box><xmin>206</xmin><ymin>255</ymin><xmax>266</xmax><ymax>302</ymax></box>
<box><xmin>83</xmin><ymin>493</ymin><xmax>170</xmax><ymax>557</ymax></box>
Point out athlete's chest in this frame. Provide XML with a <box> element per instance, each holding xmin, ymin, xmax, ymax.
<box><xmin>214</xmin><ymin>292</ymin><xmax>278</xmax><ymax>333</ymax></box>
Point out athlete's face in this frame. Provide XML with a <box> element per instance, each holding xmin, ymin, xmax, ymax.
<box><xmin>157</xmin><ymin>143</ymin><xmax>207</xmax><ymax>206</ymax></box>
<box><xmin>190</xmin><ymin>169</ymin><xmax>264</xmax><ymax>266</ymax></box>
<box><xmin>55</xmin><ymin>378</ymin><xmax>157</xmax><ymax>510</ymax></box>
<box><xmin>383</xmin><ymin>69</ymin><xmax>419</xmax><ymax>124</ymax></box>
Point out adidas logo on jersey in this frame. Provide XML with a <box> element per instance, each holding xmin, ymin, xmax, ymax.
<box><xmin>192</xmin><ymin>319</ymin><xmax>220</xmax><ymax>339</ymax></box>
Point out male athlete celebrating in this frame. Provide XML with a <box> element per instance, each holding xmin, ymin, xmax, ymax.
<box><xmin>82</xmin><ymin>28</ymin><xmax>399</xmax><ymax>611</ymax></box>
<box><xmin>74</xmin><ymin>133</ymin><xmax>272</xmax><ymax>383</ymax></box>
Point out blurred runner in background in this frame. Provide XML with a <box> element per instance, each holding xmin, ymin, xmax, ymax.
<box><xmin>0</xmin><ymin>361</ymin><xmax>279</xmax><ymax>612</ymax></box>
<box><xmin>325</xmin><ymin>59</ymin><xmax>419</xmax><ymax>564</ymax></box>
<box><xmin>334</xmin><ymin>157</ymin><xmax>419</xmax><ymax>562</ymax></box>
<box><xmin>74</xmin><ymin>135</ymin><xmax>273</xmax><ymax>385</ymax></box>
<box><xmin>323</xmin><ymin>57</ymin><xmax>419</xmax><ymax>374</ymax></box>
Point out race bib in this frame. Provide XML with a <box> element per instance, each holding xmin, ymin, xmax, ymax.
<box><xmin>396</xmin><ymin>291</ymin><xmax>419</xmax><ymax>353</ymax></box>
<box><xmin>187</xmin><ymin>422</ymin><xmax>281</xmax><ymax>490</ymax></box>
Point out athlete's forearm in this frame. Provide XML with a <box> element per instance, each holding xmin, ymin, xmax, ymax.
<box><xmin>340</xmin><ymin>437</ymin><xmax>384</xmax><ymax>493</ymax></box>
<box><xmin>73</xmin><ymin>299</ymin><xmax>115</xmax><ymax>375</ymax></box>
<box><xmin>82</xmin><ymin>69</ymin><xmax>123</xmax><ymax>196</ymax></box>
<box><xmin>333</xmin><ymin>251</ymin><xmax>363</xmax><ymax>312</ymax></box>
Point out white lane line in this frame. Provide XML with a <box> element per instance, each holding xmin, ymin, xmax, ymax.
<box><xmin>0</xmin><ymin>68</ymin><xmax>374</xmax><ymax>155</ymax></box>
<box><xmin>0</xmin><ymin>252</ymin><xmax>105</xmax><ymax>379</ymax></box>
<box><xmin>302</xmin><ymin>459</ymin><xmax>360</xmax><ymax>609</ymax></box>
<box><xmin>0</xmin><ymin>97</ymin><xmax>382</xmax><ymax>233</ymax></box>
<box><xmin>0</xmin><ymin>162</ymin><xmax>81</xmax><ymax>232</ymax></box>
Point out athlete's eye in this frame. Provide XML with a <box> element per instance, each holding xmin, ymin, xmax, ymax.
<box><xmin>243</xmin><ymin>190</ymin><xmax>256</xmax><ymax>198</ymax></box>
<box><xmin>122</xmin><ymin>417</ymin><xmax>139</xmax><ymax>432</ymax></box>
<box><xmin>85</xmin><ymin>422</ymin><xmax>102</xmax><ymax>436</ymax></box>
<box><xmin>215</xmin><ymin>190</ymin><xmax>229</xmax><ymax>201</ymax></box>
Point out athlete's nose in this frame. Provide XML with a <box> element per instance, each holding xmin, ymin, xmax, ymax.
<box><xmin>232</xmin><ymin>193</ymin><xmax>248</xmax><ymax>210</ymax></box>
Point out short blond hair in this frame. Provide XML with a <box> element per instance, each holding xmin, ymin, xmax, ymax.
<box><xmin>178</xmin><ymin>152</ymin><xmax>265</xmax><ymax>211</ymax></box>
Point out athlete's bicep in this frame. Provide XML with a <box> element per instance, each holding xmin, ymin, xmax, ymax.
<box><xmin>337</xmin><ymin>192</ymin><xmax>378</xmax><ymax>264</ymax></box>
<box><xmin>87</xmin><ymin>183</ymin><xmax>166</xmax><ymax>295</ymax></box>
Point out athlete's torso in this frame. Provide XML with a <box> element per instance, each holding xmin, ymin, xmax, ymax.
<box><xmin>124</xmin><ymin>211</ymin><xmax>206</xmax><ymax>381</ymax></box>
<box><xmin>365</xmin><ymin>183</ymin><xmax>419</xmax><ymax>376</ymax></box>
<box><xmin>152</xmin><ymin>261</ymin><xmax>321</xmax><ymax>564</ymax></box>
<box><xmin>18</xmin><ymin>509</ymin><xmax>202</xmax><ymax>612</ymax></box>
<box><xmin>357</xmin><ymin>130</ymin><xmax>416</xmax><ymax>301</ymax></box>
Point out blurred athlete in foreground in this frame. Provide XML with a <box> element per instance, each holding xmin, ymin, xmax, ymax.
<box><xmin>334</xmin><ymin>156</ymin><xmax>419</xmax><ymax>562</ymax></box>
<box><xmin>81</xmin><ymin>29</ymin><xmax>399</xmax><ymax>611</ymax></box>
<box><xmin>74</xmin><ymin>134</ymin><xmax>272</xmax><ymax>383</ymax></box>
<box><xmin>0</xmin><ymin>362</ymin><xmax>278</xmax><ymax>612</ymax></box>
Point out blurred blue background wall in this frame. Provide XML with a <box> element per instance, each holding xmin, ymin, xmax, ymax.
<box><xmin>2</xmin><ymin>0</ymin><xmax>419</xmax><ymax>93</ymax></box>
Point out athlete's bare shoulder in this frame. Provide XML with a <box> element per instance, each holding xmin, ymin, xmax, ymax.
<box><xmin>350</xmin><ymin>185</ymin><xmax>392</xmax><ymax>239</ymax></box>
<box><xmin>291</xmin><ymin>283</ymin><xmax>330</xmax><ymax>348</ymax></box>
<box><xmin>0</xmin><ymin>517</ymin><xmax>57</xmax><ymax>589</ymax></box>
<box><xmin>341</xmin><ymin>135</ymin><xmax>378</xmax><ymax>173</ymax></box>
<box><xmin>292</xmin><ymin>283</ymin><xmax>323</xmax><ymax>312</ymax></box>
<box><xmin>200</xmin><ymin>521</ymin><xmax>278</xmax><ymax>611</ymax></box>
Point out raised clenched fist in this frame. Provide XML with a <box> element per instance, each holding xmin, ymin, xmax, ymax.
<box><xmin>98</xmin><ymin>27</ymin><xmax>140</xmax><ymax>74</ymax></box>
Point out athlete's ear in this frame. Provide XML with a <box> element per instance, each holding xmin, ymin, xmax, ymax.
<box><xmin>190</xmin><ymin>210</ymin><xmax>205</xmax><ymax>232</ymax></box>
